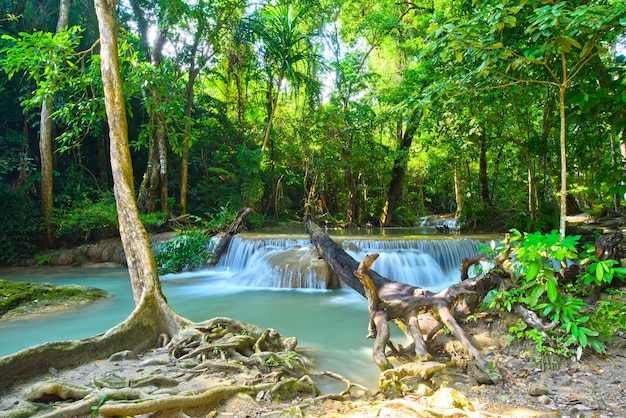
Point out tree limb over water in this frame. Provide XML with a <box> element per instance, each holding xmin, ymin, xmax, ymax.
<box><xmin>305</xmin><ymin>217</ymin><xmax>502</xmax><ymax>383</ymax></box>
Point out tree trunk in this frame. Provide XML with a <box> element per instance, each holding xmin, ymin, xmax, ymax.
<box><xmin>454</xmin><ymin>162</ymin><xmax>463</xmax><ymax>217</ymax></box>
<box><xmin>381</xmin><ymin>112</ymin><xmax>418</xmax><ymax>227</ymax></box>
<box><xmin>138</xmin><ymin>134</ymin><xmax>160</xmax><ymax>213</ymax></box>
<box><xmin>157</xmin><ymin>113</ymin><xmax>169</xmax><ymax>215</ymax></box>
<box><xmin>39</xmin><ymin>0</ymin><xmax>70</xmax><ymax>248</ymax></box>
<box><xmin>132</xmin><ymin>0</ymin><xmax>169</xmax><ymax>214</ymax></box>
<box><xmin>40</xmin><ymin>97</ymin><xmax>54</xmax><ymax>248</ymax></box>
<box><xmin>478</xmin><ymin>134</ymin><xmax>490</xmax><ymax>206</ymax></box>
<box><xmin>0</xmin><ymin>0</ymin><xmax>191</xmax><ymax>389</ymax></box>
<box><xmin>558</xmin><ymin>80</ymin><xmax>567</xmax><ymax>238</ymax></box>
<box><xmin>180</xmin><ymin>51</ymin><xmax>200</xmax><ymax>215</ymax></box>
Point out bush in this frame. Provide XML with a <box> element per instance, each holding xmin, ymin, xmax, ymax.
<box><xmin>485</xmin><ymin>229</ymin><xmax>626</xmax><ymax>360</ymax></box>
<box><xmin>0</xmin><ymin>191</ymin><xmax>42</xmax><ymax>264</ymax></box>
<box><xmin>53</xmin><ymin>192</ymin><xmax>169</xmax><ymax>244</ymax></box>
<box><xmin>154</xmin><ymin>229</ymin><xmax>214</xmax><ymax>275</ymax></box>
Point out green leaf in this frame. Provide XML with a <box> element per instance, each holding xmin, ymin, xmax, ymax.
<box><xmin>526</xmin><ymin>261</ymin><xmax>540</xmax><ymax>282</ymax></box>
<box><xmin>547</xmin><ymin>276</ymin><xmax>558</xmax><ymax>303</ymax></box>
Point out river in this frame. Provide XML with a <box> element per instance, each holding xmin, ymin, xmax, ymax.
<box><xmin>0</xmin><ymin>227</ymin><xmax>496</xmax><ymax>389</ymax></box>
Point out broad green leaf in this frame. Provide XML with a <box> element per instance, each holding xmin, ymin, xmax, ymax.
<box><xmin>526</xmin><ymin>261</ymin><xmax>540</xmax><ymax>282</ymax></box>
<box><xmin>547</xmin><ymin>276</ymin><xmax>558</xmax><ymax>303</ymax></box>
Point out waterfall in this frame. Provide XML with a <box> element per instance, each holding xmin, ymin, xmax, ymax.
<box><xmin>216</xmin><ymin>236</ymin><xmax>329</xmax><ymax>289</ymax></box>
<box><xmin>341</xmin><ymin>239</ymin><xmax>480</xmax><ymax>290</ymax></box>
<box><xmin>214</xmin><ymin>234</ymin><xmax>483</xmax><ymax>292</ymax></box>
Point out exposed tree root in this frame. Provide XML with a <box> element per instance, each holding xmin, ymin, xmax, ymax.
<box><xmin>98</xmin><ymin>383</ymin><xmax>271</xmax><ymax>416</ymax></box>
<box><xmin>306</xmin><ymin>217</ymin><xmax>502</xmax><ymax>384</ymax></box>
<box><xmin>1</xmin><ymin>316</ymin><xmax>371</xmax><ymax>417</ymax></box>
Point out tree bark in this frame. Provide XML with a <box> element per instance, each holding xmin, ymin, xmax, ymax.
<box><xmin>381</xmin><ymin>112</ymin><xmax>418</xmax><ymax>227</ymax></box>
<box><xmin>39</xmin><ymin>0</ymin><xmax>70</xmax><ymax>248</ymax></box>
<box><xmin>478</xmin><ymin>134</ymin><xmax>490</xmax><ymax>206</ymax></box>
<box><xmin>132</xmin><ymin>0</ymin><xmax>170</xmax><ymax>214</ymax></box>
<box><xmin>0</xmin><ymin>3</ymin><xmax>191</xmax><ymax>388</ymax></box>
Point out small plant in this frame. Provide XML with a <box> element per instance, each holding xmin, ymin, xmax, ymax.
<box><xmin>265</xmin><ymin>354</ymin><xmax>280</xmax><ymax>366</ymax></box>
<box><xmin>487</xmin><ymin>229</ymin><xmax>624</xmax><ymax>360</ymax></box>
<box><xmin>154</xmin><ymin>228</ymin><xmax>214</xmax><ymax>274</ymax></box>
<box><xmin>203</xmin><ymin>203</ymin><xmax>236</xmax><ymax>233</ymax></box>
<box><xmin>91</xmin><ymin>394</ymin><xmax>107</xmax><ymax>417</ymax></box>
<box><xmin>34</xmin><ymin>254</ymin><xmax>51</xmax><ymax>265</ymax></box>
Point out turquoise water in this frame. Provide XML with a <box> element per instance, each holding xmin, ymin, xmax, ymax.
<box><xmin>0</xmin><ymin>231</ymin><xmax>495</xmax><ymax>389</ymax></box>
<box><xmin>0</xmin><ymin>266</ymin><xmax>385</xmax><ymax>388</ymax></box>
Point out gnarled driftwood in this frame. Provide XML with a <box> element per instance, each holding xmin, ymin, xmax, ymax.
<box><xmin>305</xmin><ymin>218</ymin><xmax>501</xmax><ymax>383</ymax></box>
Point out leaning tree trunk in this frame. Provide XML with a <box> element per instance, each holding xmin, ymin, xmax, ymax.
<box><xmin>0</xmin><ymin>0</ymin><xmax>190</xmax><ymax>390</ymax></box>
<box><xmin>305</xmin><ymin>218</ymin><xmax>501</xmax><ymax>383</ymax></box>
<box><xmin>211</xmin><ymin>207</ymin><xmax>252</xmax><ymax>264</ymax></box>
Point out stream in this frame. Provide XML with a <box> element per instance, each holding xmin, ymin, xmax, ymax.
<box><xmin>0</xmin><ymin>227</ymin><xmax>496</xmax><ymax>389</ymax></box>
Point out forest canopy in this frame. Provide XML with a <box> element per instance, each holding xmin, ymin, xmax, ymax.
<box><xmin>0</xmin><ymin>0</ymin><xmax>625</xmax><ymax>262</ymax></box>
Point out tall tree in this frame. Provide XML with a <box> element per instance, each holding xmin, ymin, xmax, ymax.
<box><xmin>424</xmin><ymin>0</ymin><xmax>626</xmax><ymax>236</ymax></box>
<box><xmin>128</xmin><ymin>0</ymin><xmax>180</xmax><ymax>215</ymax></box>
<box><xmin>39</xmin><ymin>0</ymin><xmax>69</xmax><ymax>247</ymax></box>
<box><xmin>174</xmin><ymin>0</ymin><xmax>243</xmax><ymax>215</ymax></box>
<box><xmin>238</xmin><ymin>1</ymin><xmax>318</xmax><ymax>156</ymax></box>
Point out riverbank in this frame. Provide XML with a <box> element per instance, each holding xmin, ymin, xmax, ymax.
<box><xmin>0</xmin><ymin>279</ymin><xmax>110</xmax><ymax>320</ymax></box>
<box><xmin>0</xmin><ymin>307</ymin><xmax>625</xmax><ymax>417</ymax></box>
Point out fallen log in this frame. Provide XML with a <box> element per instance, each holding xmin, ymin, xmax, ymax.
<box><xmin>305</xmin><ymin>218</ymin><xmax>501</xmax><ymax>383</ymax></box>
<box><xmin>211</xmin><ymin>207</ymin><xmax>252</xmax><ymax>264</ymax></box>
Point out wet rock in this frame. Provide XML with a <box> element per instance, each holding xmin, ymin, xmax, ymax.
<box><xmin>108</xmin><ymin>350</ymin><xmax>139</xmax><ymax>362</ymax></box>
<box><xmin>528</xmin><ymin>383</ymin><xmax>549</xmax><ymax>396</ymax></box>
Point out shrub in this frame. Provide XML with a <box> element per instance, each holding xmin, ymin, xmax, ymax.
<box><xmin>486</xmin><ymin>229</ymin><xmax>626</xmax><ymax>360</ymax></box>
<box><xmin>154</xmin><ymin>228</ymin><xmax>214</xmax><ymax>275</ymax></box>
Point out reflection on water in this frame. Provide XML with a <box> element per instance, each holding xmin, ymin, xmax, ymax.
<box><xmin>0</xmin><ymin>230</ymin><xmax>492</xmax><ymax>390</ymax></box>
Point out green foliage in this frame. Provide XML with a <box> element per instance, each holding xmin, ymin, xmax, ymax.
<box><xmin>154</xmin><ymin>229</ymin><xmax>214</xmax><ymax>275</ymax></box>
<box><xmin>139</xmin><ymin>212</ymin><xmax>169</xmax><ymax>232</ymax></box>
<box><xmin>488</xmin><ymin>230</ymin><xmax>626</xmax><ymax>360</ymax></box>
<box><xmin>588</xmin><ymin>289</ymin><xmax>626</xmax><ymax>344</ymax></box>
<box><xmin>0</xmin><ymin>190</ymin><xmax>42</xmax><ymax>264</ymax></box>
<box><xmin>203</xmin><ymin>203</ymin><xmax>237</xmax><ymax>234</ymax></box>
<box><xmin>579</xmin><ymin>249</ymin><xmax>626</xmax><ymax>288</ymax></box>
<box><xmin>0</xmin><ymin>26</ymin><xmax>84</xmax><ymax>109</ymax></box>
<box><xmin>53</xmin><ymin>194</ymin><xmax>119</xmax><ymax>242</ymax></box>
<box><xmin>53</xmin><ymin>191</ymin><xmax>167</xmax><ymax>243</ymax></box>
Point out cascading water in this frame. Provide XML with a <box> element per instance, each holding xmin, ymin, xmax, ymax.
<box><xmin>215</xmin><ymin>234</ymin><xmax>482</xmax><ymax>291</ymax></box>
<box><xmin>215</xmin><ymin>236</ymin><xmax>330</xmax><ymax>289</ymax></box>
<box><xmin>342</xmin><ymin>238</ymin><xmax>481</xmax><ymax>290</ymax></box>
